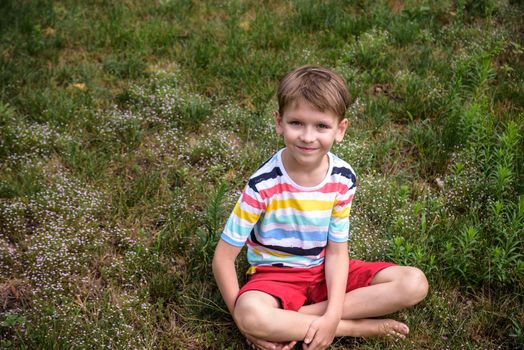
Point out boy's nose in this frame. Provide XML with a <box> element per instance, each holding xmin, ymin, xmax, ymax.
<box><xmin>300</xmin><ymin>127</ymin><xmax>315</xmax><ymax>143</ymax></box>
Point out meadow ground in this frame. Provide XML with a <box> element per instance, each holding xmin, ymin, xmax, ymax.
<box><xmin>0</xmin><ymin>0</ymin><xmax>523</xmax><ymax>349</ymax></box>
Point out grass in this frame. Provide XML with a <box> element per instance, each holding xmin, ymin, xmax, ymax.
<box><xmin>1</xmin><ymin>0</ymin><xmax>523</xmax><ymax>348</ymax></box>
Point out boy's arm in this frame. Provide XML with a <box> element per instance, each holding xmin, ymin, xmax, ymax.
<box><xmin>323</xmin><ymin>240</ymin><xmax>349</xmax><ymax>319</ymax></box>
<box><xmin>213</xmin><ymin>239</ymin><xmax>297</xmax><ymax>350</ymax></box>
<box><xmin>212</xmin><ymin>239</ymin><xmax>242</xmax><ymax>314</ymax></box>
<box><xmin>303</xmin><ymin>240</ymin><xmax>349</xmax><ymax>349</ymax></box>
<box><xmin>214</xmin><ymin>182</ymin><xmax>264</xmax><ymax>312</ymax></box>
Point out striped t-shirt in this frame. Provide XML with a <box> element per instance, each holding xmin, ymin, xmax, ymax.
<box><xmin>221</xmin><ymin>149</ymin><xmax>357</xmax><ymax>268</ymax></box>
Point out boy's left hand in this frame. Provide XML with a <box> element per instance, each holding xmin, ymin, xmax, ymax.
<box><xmin>245</xmin><ymin>333</ymin><xmax>297</xmax><ymax>350</ymax></box>
<box><xmin>302</xmin><ymin>315</ymin><xmax>338</xmax><ymax>350</ymax></box>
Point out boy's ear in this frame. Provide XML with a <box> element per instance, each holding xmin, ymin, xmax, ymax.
<box><xmin>274</xmin><ymin>111</ymin><xmax>283</xmax><ymax>136</ymax></box>
<box><xmin>335</xmin><ymin>118</ymin><xmax>349</xmax><ymax>143</ymax></box>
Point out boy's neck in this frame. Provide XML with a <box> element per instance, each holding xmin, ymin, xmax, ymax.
<box><xmin>281</xmin><ymin>149</ymin><xmax>330</xmax><ymax>187</ymax></box>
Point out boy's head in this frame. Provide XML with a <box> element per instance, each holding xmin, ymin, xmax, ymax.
<box><xmin>277</xmin><ymin>65</ymin><xmax>351</xmax><ymax>120</ymax></box>
<box><xmin>274</xmin><ymin>66</ymin><xmax>351</xmax><ymax>172</ymax></box>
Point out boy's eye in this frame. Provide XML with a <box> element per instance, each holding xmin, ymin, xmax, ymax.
<box><xmin>318</xmin><ymin>123</ymin><xmax>331</xmax><ymax>129</ymax></box>
<box><xmin>289</xmin><ymin>121</ymin><xmax>302</xmax><ymax>126</ymax></box>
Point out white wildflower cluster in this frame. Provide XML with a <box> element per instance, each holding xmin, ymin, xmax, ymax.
<box><xmin>100</xmin><ymin>244</ymin><xmax>160</xmax><ymax>290</ymax></box>
<box><xmin>347</xmin><ymin>97</ymin><xmax>364</xmax><ymax>119</ymax></box>
<box><xmin>2</xmin><ymin>153</ymin><xmax>40</xmax><ymax>166</ymax></box>
<box><xmin>394</xmin><ymin>69</ymin><xmax>416</xmax><ymax>87</ymax></box>
<box><xmin>0</xmin><ymin>167</ymin><xmax>158</xmax><ymax>347</ymax></box>
<box><xmin>360</xmin><ymin>28</ymin><xmax>391</xmax><ymax>48</ymax></box>
<box><xmin>1</xmin><ymin>154</ymin><xmax>48</xmax><ymax>171</ymax></box>
<box><xmin>423</xmin><ymin>71</ymin><xmax>446</xmax><ymax>102</ymax></box>
<box><xmin>218</xmin><ymin>103</ymin><xmax>284</xmax><ymax>183</ymax></box>
<box><xmin>224</xmin><ymin>188</ymin><xmax>242</xmax><ymax>212</ymax></box>
<box><xmin>389</xmin><ymin>68</ymin><xmax>446</xmax><ymax>115</ymax></box>
<box><xmin>117</xmin><ymin>92</ymin><xmax>281</xmax><ymax>188</ymax></box>
<box><xmin>332</xmin><ymin>136</ymin><xmax>369</xmax><ymax>169</ymax></box>
<box><xmin>350</xmin><ymin>173</ymin><xmax>437</xmax><ymax>261</ymax></box>
<box><xmin>23</xmin><ymin>295</ymin><xmax>152</xmax><ymax>348</ymax></box>
<box><xmin>94</xmin><ymin>106</ymin><xmax>145</xmax><ymax>142</ymax></box>
<box><xmin>0</xmin><ymin>200</ymin><xmax>28</xmax><ymax>241</ymax></box>
<box><xmin>184</xmin><ymin>127</ymin><xmax>244</xmax><ymax>176</ymax></box>
<box><xmin>144</xmin><ymin>127</ymin><xmax>193</xmax><ymax>172</ymax></box>
<box><xmin>301</xmin><ymin>48</ymin><xmax>313</xmax><ymax>61</ymax></box>
<box><xmin>335</xmin><ymin>62</ymin><xmax>361</xmax><ymax>90</ymax></box>
<box><xmin>167</xmin><ymin>187</ymin><xmax>190</xmax><ymax>219</ymax></box>
<box><xmin>215</xmin><ymin>101</ymin><xmax>279</xmax><ymax>153</ymax></box>
<box><xmin>127</xmin><ymin>73</ymin><xmax>212</xmax><ymax>130</ymax></box>
<box><xmin>0</xmin><ymin>231</ymin><xmax>20</xmax><ymax>279</ymax></box>
<box><xmin>350</xmin><ymin>175</ymin><xmax>393</xmax><ymax>260</ymax></box>
<box><xmin>2</xmin><ymin>174</ymin><xmax>101</xmax><ymax>295</ymax></box>
<box><xmin>107</xmin><ymin>225</ymin><xmax>137</xmax><ymax>251</ymax></box>
<box><xmin>346</xmin><ymin>28</ymin><xmax>391</xmax><ymax>63</ymax></box>
<box><xmin>86</xmin><ymin>71</ymin><xmax>213</xmax><ymax>153</ymax></box>
<box><xmin>150</xmin><ymin>127</ymin><xmax>183</xmax><ymax>158</ymax></box>
<box><xmin>2</xmin><ymin>119</ymin><xmax>67</xmax><ymax>164</ymax></box>
<box><xmin>349</xmin><ymin>218</ymin><xmax>390</xmax><ymax>261</ymax></box>
<box><xmin>34</xmin><ymin>173</ymin><xmax>105</xmax><ymax>221</ymax></box>
<box><xmin>2</xmin><ymin>173</ymin><xmax>106</xmax><ymax>301</ymax></box>
<box><xmin>419</xmin><ymin>28</ymin><xmax>435</xmax><ymax>43</ymax></box>
<box><xmin>442</xmin><ymin>153</ymin><xmax>484</xmax><ymax>218</ymax></box>
<box><xmin>442</xmin><ymin>24</ymin><xmax>507</xmax><ymax>71</ymax></box>
<box><xmin>158</xmin><ymin>0</ymin><xmax>175</xmax><ymax>7</ymax></box>
<box><xmin>216</xmin><ymin>102</ymin><xmax>250</xmax><ymax>130</ymax></box>
<box><xmin>253</xmin><ymin>104</ymin><xmax>282</xmax><ymax>152</ymax></box>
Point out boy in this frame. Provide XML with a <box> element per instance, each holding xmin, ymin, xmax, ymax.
<box><xmin>212</xmin><ymin>65</ymin><xmax>428</xmax><ymax>350</ymax></box>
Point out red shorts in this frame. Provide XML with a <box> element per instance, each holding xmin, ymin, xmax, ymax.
<box><xmin>237</xmin><ymin>260</ymin><xmax>395</xmax><ymax>311</ymax></box>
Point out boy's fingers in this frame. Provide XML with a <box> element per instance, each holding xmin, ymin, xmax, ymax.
<box><xmin>256</xmin><ymin>339</ymin><xmax>276</xmax><ymax>350</ymax></box>
<box><xmin>303</xmin><ymin>323</ymin><xmax>318</xmax><ymax>344</ymax></box>
<box><xmin>302</xmin><ymin>339</ymin><xmax>315</xmax><ymax>350</ymax></box>
<box><xmin>302</xmin><ymin>341</ymin><xmax>318</xmax><ymax>350</ymax></box>
<box><xmin>282</xmin><ymin>341</ymin><xmax>296</xmax><ymax>350</ymax></box>
<box><xmin>246</xmin><ymin>336</ymin><xmax>278</xmax><ymax>350</ymax></box>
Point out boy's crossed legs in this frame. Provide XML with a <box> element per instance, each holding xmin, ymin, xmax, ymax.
<box><xmin>234</xmin><ymin>265</ymin><xmax>428</xmax><ymax>349</ymax></box>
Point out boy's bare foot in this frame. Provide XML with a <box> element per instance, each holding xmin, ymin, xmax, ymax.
<box><xmin>377</xmin><ymin>319</ymin><xmax>409</xmax><ymax>339</ymax></box>
<box><xmin>343</xmin><ymin>318</ymin><xmax>409</xmax><ymax>339</ymax></box>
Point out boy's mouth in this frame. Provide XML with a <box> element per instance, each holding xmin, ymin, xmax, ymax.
<box><xmin>297</xmin><ymin>146</ymin><xmax>318</xmax><ymax>152</ymax></box>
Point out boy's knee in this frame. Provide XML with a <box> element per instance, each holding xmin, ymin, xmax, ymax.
<box><xmin>401</xmin><ymin>267</ymin><xmax>429</xmax><ymax>305</ymax></box>
<box><xmin>234</xmin><ymin>295</ymin><xmax>273</xmax><ymax>337</ymax></box>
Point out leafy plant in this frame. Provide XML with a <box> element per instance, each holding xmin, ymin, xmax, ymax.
<box><xmin>193</xmin><ymin>182</ymin><xmax>228</xmax><ymax>272</ymax></box>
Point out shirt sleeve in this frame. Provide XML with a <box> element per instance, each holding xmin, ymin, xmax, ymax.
<box><xmin>220</xmin><ymin>182</ymin><xmax>266</xmax><ymax>247</ymax></box>
<box><xmin>328</xmin><ymin>175</ymin><xmax>356</xmax><ymax>243</ymax></box>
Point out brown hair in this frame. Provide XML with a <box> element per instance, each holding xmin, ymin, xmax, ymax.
<box><xmin>277</xmin><ymin>65</ymin><xmax>351</xmax><ymax>119</ymax></box>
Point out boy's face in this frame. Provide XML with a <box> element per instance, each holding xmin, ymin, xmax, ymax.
<box><xmin>274</xmin><ymin>101</ymin><xmax>348</xmax><ymax>169</ymax></box>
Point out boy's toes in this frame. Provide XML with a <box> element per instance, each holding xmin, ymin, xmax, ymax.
<box><xmin>380</xmin><ymin>320</ymin><xmax>409</xmax><ymax>339</ymax></box>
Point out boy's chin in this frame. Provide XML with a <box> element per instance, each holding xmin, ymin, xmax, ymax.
<box><xmin>289</xmin><ymin>151</ymin><xmax>326</xmax><ymax>165</ymax></box>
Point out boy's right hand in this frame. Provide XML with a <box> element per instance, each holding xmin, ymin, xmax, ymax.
<box><xmin>244</xmin><ymin>333</ymin><xmax>297</xmax><ymax>350</ymax></box>
<box><xmin>301</xmin><ymin>315</ymin><xmax>338</xmax><ymax>350</ymax></box>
